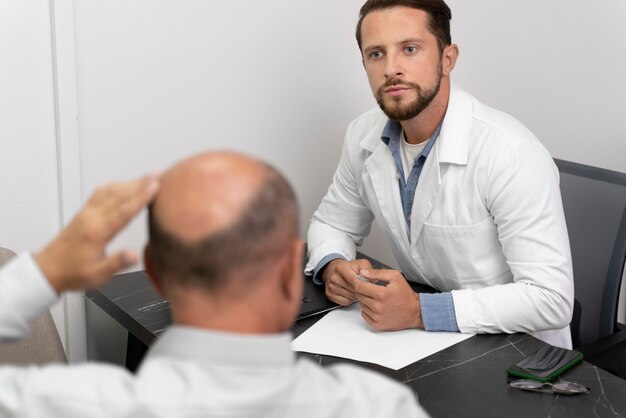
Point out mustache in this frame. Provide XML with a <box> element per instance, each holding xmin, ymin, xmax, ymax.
<box><xmin>381</xmin><ymin>79</ymin><xmax>422</xmax><ymax>90</ymax></box>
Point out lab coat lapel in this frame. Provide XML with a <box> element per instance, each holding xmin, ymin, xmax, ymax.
<box><xmin>409</xmin><ymin>148</ymin><xmax>441</xmax><ymax>244</ymax></box>
<box><xmin>410</xmin><ymin>83</ymin><xmax>472</xmax><ymax>244</ymax></box>
<box><xmin>364</xmin><ymin>144</ymin><xmax>411</xmax><ymax>252</ymax></box>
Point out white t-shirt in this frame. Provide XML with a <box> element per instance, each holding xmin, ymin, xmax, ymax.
<box><xmin>399</xmin><ymin>130</ymin><xmax>428</xmax><ymax>181</ymax></box>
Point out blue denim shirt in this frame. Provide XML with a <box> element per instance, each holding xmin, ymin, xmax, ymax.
<box><xmin>380</xmin><ymin>120</ymin><xmax>439</xmax><ymax>235</ymax></box>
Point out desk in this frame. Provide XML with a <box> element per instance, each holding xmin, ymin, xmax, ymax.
<box><xmin>87</xmin><ymin>271</ymin><xmax>626</xmax><ymax>417</ymax></box>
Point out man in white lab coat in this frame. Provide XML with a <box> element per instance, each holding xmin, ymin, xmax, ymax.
<box><xmin>306</xmin><ymin>0</ymin><xmax>574</xmax><ymax>348</ymax></box>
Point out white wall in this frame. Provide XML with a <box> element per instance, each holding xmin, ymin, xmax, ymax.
<box><xmin>73</xmin><ymin>0</ymin><xmax>373</xmax><ymax>261</ymax></box>
<box><xmin>447</xmin><ymin>0</ymin><xmax>626</xmax><ymax>172</ymax></box>
<box><xmin>0</xmin><ymin>2</ymin><xmax>60</xmax><ymax>255</ymax></box>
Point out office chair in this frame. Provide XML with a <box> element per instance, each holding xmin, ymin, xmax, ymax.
<box><xmin>0</xmin><ymin>247</ymin><xmax>67</xmax><ymax>365</ymax></box>
<box><xmin>554</xmin><ymin>159</ymin><xmax>626</xmax><ymax>360</ymax></box>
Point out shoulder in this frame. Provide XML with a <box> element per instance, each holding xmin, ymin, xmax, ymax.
<box><xmin>27</xmin><ymin>363</ymin><xmax>134</xmax><ymax>388</ymax></box>
<box><xmin>333</xmin><ymin>107</ymin><xmax>388</xmax><ymax>174</ymax></box>
<box><xmin>446</xmin><ymin>88</ymin><xmax>555</xmax><ymax>175</ymax></box>
<box><xmin>474</xmin><ymin>102</ymin><xmax>536</xmax><ymax>144</ymax></box>
<box><xmin>456</xmin><ymin>93</ymin><xmax>560</xmax><ymax>199</ymax></box>
<box><xmin>348</xmin><ymin>107</ymin><xmax>387</xmax><ymax>132</ymax></box>
<box><xmin>294</xmin><ymin>359</ymin><xmax>427</xmax><ymax>417</ymax></box>
<box><xmin>466</xmin><ymin>92</ymin><xmax>549</xmax><ymax>159</ymax></box>
<box><xmin>345</xmin><ymin>107</ymin><xmax>388</xmax><ymax>150</ymax></box>
<box><xmin>0</xmin><ymin>362</ymin><xmax>135</xmax><ymax>414</ymax></box>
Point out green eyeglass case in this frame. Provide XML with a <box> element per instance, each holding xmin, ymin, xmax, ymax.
<box><xmin>507</xmin><ymin>346</ymin><xmax>584</xmax><ymax>383</ymax></box>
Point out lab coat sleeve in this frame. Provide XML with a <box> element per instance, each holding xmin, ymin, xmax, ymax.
<box><xmin>306</xmin><ymin>120</ymin><xmax>376</xmax><ymax>275</ymax></box>
<box><xmin>451</xmin><ymin>139</ymin><xmax>574</xmax><ymax>343</ymax></box>
<box><xmin>0</xmin><ymin>255</ymin><xmax>138</xmax><ymax>417</ymax></box>
<box><xmin>0</xmin><ymin>253</ymin><xmax>58</xmax><ymax>343</ymax></box>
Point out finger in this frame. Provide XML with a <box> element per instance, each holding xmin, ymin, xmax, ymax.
<box><xmin>100</xmin><ymin>175</ymin><xmax>160</xmax><ymax>240</ymax></box>
<box><xmin>355</xmin><ymin>283</ymin><xmax>379</xmax><ymax>306</ymax></box>
<box><xmin>326</xmin><ymin>280</ymin><xmax>356</xmax><ymax>302</ymax></box>
<box><xmin>359</xmin><ymin>300</ymin><xmax>377</xmax><ymax>318</ymax></box>
<box><xmin>361</xmin><ymin>309</ymin><xmax>378</xmax><ymax>328</ymax></box>
<box><xmin>91</xmin><ymin>250</ymin><xmax>138</xmax><ymax>285</ymax></box>
<box><xmin>356</xmin><ymin>289</ymin><xmax>384</xmax><ymax>315</ymax></box>
<box><xmin>327</xmin><ymin>290</ymin><xmax>357</xmax><ymax>306</ymax></box>
<box><xmin>359</xmin><ymin>268</ymin><xmax>402</xmax><ymax>284</ymax></box>
<box><xmin>362</xmin><ymin>307</ymin><xmax>388</xmax><ymax>331</ymax></box>
<box><xmin>118</xmin><ymin>174</ymin><xmax>160</xmax><ymax>215</ymax></box>
<box><xmin>114</xmin><ymin>174</ymin><xmax>159</xmax><ymax>220</ymax></box>
<box><xmin>330</xmin><ymin>269</ymin><xmax>357</xmax><ymax>289</ymax></box>
<box><xmin>87</xmin><ymin>178</ymin><xmax>140</xmax><ymax>212</ymax></box>
<box><xmin>354</xmin><ymin>258</ymin><xmax>373</xmax><ymax>271</ymax></box>
<box><xmin>335</xmin><ymin>264</ymin><xmax>360</xmax><ymax>287</ymax></box>
<box><xmin>354</xmin><ymin>282</ymin><xmax>381</xmax><ymax>302</ymax></box>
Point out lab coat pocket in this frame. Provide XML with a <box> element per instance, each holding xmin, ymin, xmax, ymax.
<box><xmin>419</xmin><ymin>217</ymin><xmax>511</xmax><ymax>291</ymax></box>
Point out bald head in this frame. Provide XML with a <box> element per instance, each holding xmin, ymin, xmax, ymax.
<box><xmin>147</xmin><ymin>151</ymin><xmax>299</xmax><ymax>295</ymax></box>
<box><xmin>155</xmin><ymin>152</ymin><xmax>273</xmax><ymax>241</ymax></box>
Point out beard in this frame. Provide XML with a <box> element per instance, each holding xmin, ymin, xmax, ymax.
<box><xmin>375</xmin><ymin>65</ymin><xmax>442</xmax><ymax>121</ymax></box>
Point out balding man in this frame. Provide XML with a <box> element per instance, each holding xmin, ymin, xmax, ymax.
<box><xmin>0</xmin><ymin>151</ymin><xmax>427</xmax><ymax>417</ymax></box>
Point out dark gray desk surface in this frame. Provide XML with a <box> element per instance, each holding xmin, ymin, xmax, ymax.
<box><xmin>87</xmin><ymin>270</ymin><xmax>626</xmax><ymax>417</ymax></box>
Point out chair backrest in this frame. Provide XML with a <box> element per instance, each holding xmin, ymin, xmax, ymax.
<box><xmin>0</xmin><ymin>247</ymin><xmax>16</xmax><ymax>268</ymax></box>
<box><xmin>555</xmin><ymin>159</ymin><xmax>626</xmax><ymax>348</ymax></box>
<box><xmin>0</xmin><ymin>247</ymin><xmax>67</xmax><ymax>364</ymax></box>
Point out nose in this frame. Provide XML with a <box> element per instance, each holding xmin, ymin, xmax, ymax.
<box><xmin>384</xmin><ymin>52</ymin><xmax>403</xmax><ymax>79</ymax></box>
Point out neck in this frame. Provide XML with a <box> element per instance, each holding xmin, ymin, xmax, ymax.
<box><xmin>400</xmin><ymin>79</ymin><xmax>450</xmax><ymax>144</ymax></box>
<box><xmin>168</xmin><ymin>288</ymin><xmax>289</xmax><ymax>335</ymax></box>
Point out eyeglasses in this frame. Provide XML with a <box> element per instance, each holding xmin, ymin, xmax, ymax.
<box><xmin>509</xmin><ymin>379</ymin><xmax>590</xmax><ymax>395</ymax></box>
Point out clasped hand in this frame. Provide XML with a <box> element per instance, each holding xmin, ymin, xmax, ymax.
<box><xmin>322</xmin><ymin>259</ymin><xmax>423</xmax><ymax>331</ymax></box>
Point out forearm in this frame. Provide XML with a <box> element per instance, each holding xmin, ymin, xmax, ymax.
<box><xmin>306</xmin><ymin>129</ymin><xmax>375</xmax><ymax>275</ymax></box>
<box><xmin>463</xmin><ymin>139</ymin><xmax>574</xmax><ymax>340</ymax></box>
<box><xmin>452</xmin><ymin>278</ymin><xmax>573</xmax><ymax>335</ymax></box>
<box><xmin>306</xmin><ymin>218</ymin><xmax>359</xmax><ymax>276</ymax></box>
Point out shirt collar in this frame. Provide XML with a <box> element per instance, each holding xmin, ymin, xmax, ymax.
<box><xmin>143</xmin><ymin>325</ymin><xmax>295</xmax><ymax>369</ymax></box>
<box><xmin>381</xmin><ymin>119</ymin><xmax>440</xmax><ymax>158</ymax></box>
<box><xmin>381</xmin><ymin>119</ymin><xmax>402</xmax><ymax>146</ymax></box>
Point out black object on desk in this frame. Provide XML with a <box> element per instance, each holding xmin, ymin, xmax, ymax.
<box><xmin>87</xmin><ymin>254</ymin><xmax>626</xmax><ymax>418</ymax></box>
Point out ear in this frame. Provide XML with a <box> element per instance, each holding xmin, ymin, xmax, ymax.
<box><xmin>279</xmin><ymin>238</ymin><xmax>304</xmax><ymax>303</ymax></box>
<box><xmin>279</xmin><ymin>238</ymin><xmax>304</xmax><ymax>330</ymax></box>
<box><xmin>441</xmin><ymin>43</ymin><xmax>459</xmax><ymax>76</ymax></box>
<box><xmin>143</xmin><ymin>246</ymin><xmax>164</xmax><ymax>296</ymax></box>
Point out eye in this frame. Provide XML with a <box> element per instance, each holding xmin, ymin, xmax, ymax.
<box><xmin>405</xmin><ymin>46</ymin><xmax>417</xmax><ymax>54</ymax></box>
<box><xmin>368</xmin><ymin>50</ymin><xmax>384</xmax><ymax>60</ymax></box>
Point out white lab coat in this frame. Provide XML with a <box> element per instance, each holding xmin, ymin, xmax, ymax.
<box><xmin>306</xmin><ymin>84</ymin><xmax>574</xmax><ymax>348</ymax></box>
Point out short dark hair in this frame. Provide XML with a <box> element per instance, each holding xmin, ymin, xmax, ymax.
<box><xmin>147</xmin><ymin>164</ymin><xmax>298</xmax><ymax>293</ymax></box>
<box><xmin>355</xmin><ymin>0</ymin><xmax>452</xmax><ymax>53</ymax></box>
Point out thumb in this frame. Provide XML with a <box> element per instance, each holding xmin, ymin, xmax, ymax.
<box><xmin>355</xmin><ymin>258</ymin><xmax>374</xmax><ymax>270</ymax></box>
<box><xmin>359</xmin><ymin>268</ymin><xmax>402</xmax><ymax>283</ymax></box>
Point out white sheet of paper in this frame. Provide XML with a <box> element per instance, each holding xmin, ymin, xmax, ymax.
<box><xmin>291</xmin><ymin>304</ymin><xmax>473</xmax><ymax>370</ymax></box>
